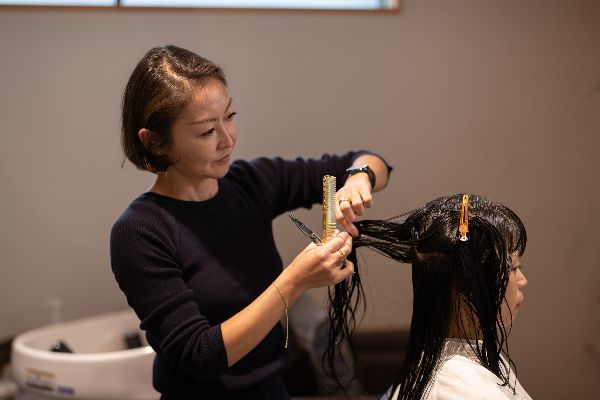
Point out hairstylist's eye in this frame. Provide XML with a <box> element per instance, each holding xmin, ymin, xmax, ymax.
<box><xmin>226</xmin><ymin>111</ymin><xmax>237</xmax><ymax>121</ymax></box>
<box><xmin>198</xmin><ymin>128</ymin><xmax>215</xmax><ymax>137</ymax></box>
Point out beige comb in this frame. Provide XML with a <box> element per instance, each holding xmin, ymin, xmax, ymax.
<box><xmin>322</xmin><ymin>175</ymin><xmax>337</xmax><ymax>243</ymax></box>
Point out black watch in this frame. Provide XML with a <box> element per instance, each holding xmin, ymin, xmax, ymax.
<box><xmin>345</xmin><ymin>165</ymin><xmax>376</xmax><ymax>189</ymax></box>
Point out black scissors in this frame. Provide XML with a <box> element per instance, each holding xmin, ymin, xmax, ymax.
<box><xmin>288</xmin><ymin>214</ymin><xmax>322</xmax><ymax>245</ymax></box>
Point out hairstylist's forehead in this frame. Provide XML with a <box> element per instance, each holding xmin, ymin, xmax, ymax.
<box><xmin>179</xmin><ymin>80</ymin><xmax>232</xmax><ymax>125</ymax></box>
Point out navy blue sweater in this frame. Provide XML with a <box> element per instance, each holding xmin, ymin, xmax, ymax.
<box><xmin>110</xmin><ymin>153</ymin><xmax>373</xmax><ymax>399</ymax></box>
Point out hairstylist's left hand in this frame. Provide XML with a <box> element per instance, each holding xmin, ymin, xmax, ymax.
<box><xmin>336</xmin><ymin>173</ymin><xmax>373</xmax><ymax>237</ymax></box>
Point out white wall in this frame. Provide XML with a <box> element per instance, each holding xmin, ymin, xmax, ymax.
<box><xmin>1</xmin><ymin>0</ymin><xmax>599</xmax><ymax>397</ymax></box>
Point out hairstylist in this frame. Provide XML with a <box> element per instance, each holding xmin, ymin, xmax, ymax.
<box><xmin>110</xmin><ymin>45</ymin><xmax>392</xmax><ymax>400</ymax></box>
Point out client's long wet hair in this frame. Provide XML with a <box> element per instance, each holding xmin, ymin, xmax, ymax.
<box><xmin>326</xmin><ymin>194</ymin><xmax>527</xmax><ymax>399</ymax></box>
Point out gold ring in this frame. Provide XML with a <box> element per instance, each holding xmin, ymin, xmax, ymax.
<box><xmin>338</xmin><ymin>196</ymin><xmax>352</xmax><ymax>205</ymax></box>
<box><xmin>337</xmin><ymin>249</ymin><xmax>347</xmax><ymax>267</ymax></box>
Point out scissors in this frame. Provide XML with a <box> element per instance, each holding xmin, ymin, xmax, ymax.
<box><xmin>288</xmin><ymin>214</ymin><xmax>322</xmax><ymax>245</ymax></box>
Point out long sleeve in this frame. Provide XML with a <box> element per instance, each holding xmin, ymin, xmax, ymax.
<box><xmin>231</xmin><ymin>151</ymin><xmax>386</xmax><ymax>219</ymax></box>
<box><xmin>110</xmin><ymin>201</ymin><xmax>229</xmax><ymax>382</ymax></box>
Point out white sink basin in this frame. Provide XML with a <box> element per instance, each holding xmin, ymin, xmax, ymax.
<box><xmin>11</xmin><ymin>309</ymin><xmax>159</xmax><ymax>400</ymax></box>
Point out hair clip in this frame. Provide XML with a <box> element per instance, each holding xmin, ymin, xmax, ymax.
<box><xmin>459</xmin><ymin>194</ymin><xmax>469</xmax><ymax>241</ymax></box>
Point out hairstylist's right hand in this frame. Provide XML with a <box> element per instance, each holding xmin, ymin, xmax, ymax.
<box><xmin>287</xmin><ymin>232</ymin><xmax>354</xmax><ymax>291</ymax></box>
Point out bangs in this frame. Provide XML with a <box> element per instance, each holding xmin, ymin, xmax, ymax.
<box><xmin>493</xmin><ymin>204</ymin><xmax>527</xmax><ymax>257</ymax></box>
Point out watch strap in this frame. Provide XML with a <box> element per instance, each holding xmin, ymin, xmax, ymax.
<box><xmin>345</xmin><ymin>165</ymin><xmax>376</xmax><ymax>189</ymax></box>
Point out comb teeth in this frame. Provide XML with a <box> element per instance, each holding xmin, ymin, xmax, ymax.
<box><xmin>322</xmin><ymin>175</ymin><xmax>337</xmax><ymax>243</ymax></box>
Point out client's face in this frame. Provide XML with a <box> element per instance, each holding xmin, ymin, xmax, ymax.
<box><xmin>501</xmin><ymin>253</ymin><xmax>528</xmax><ymax>325</ymax></box>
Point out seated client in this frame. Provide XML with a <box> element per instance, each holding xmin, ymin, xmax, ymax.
<box><xmin>327</xmin><ymin>194</ymin><xmax>531</xmax><ymax>400</ymax></box>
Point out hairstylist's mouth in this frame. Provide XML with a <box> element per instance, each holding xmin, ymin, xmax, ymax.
<box><xmin>216</xmin><ymin>154</ymin><xmax>230</xmax><ymax>164</ymax></box>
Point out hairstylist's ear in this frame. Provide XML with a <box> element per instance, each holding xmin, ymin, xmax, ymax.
<box><xmin>138</xmin><ymin>128</ymin><xmax>166</xmax><ymax>155</ymax></box>
<box><xmin>138</xmin><ymin>128</ymin><xmax>152</xmax><ymax>150</ymax></box>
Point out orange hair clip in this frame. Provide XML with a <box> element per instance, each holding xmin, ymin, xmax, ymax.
<box><xmin>459</xmin><ymin>194</ymin><xmax>469</xmax><ymax>241</ymax></box>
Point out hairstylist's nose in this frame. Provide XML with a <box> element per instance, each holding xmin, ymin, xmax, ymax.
<box><xmin>218</xmin><ymin>126</ymin><xmax>234</xmax><ymax>149</ymax></box>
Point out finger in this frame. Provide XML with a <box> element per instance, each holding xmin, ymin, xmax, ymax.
<box><xmin>329</xmin><ymin>242</ymin><xmax>351</xmax><ymax>260</ymax></box>
<box><xmin>336</xmin><ymin>252</ymin><xmax>348</xmax><ymax>268</ymax></box>
<box><xmin>336</xmin><ymin>247</ymin><xmax>352</xmax><ymax>268</ymax></box>
<box><xmin>360</xmin><ymin>188</ymin><xmax>373</xmax><ymax>208</ymax></box>
<box><xmin>337</xmin><ymin>219</ymin><xmax>359</xmax><ymax>237</ymax></box>
<box><xmin>302</xmin><ymin>241</ymin><xmax>320</xmax><ymax>253</ymax></box>
<box><xmin>349</xmin><ymin>190</ymin><xmax>365</xmax><ymax>216</ymax></box>
<box><xmin>335</xmin><ymin>198</ymin><xmax>344</xmax><ymax>221</ymax></box>
<box><xmin>336</xmin><ymin>211</ymin><xmax>349</xmax><ymax>228</ymax></box>
<box><xmin>329</xmin><ymin>232</ymin><xmax>351</xmax><ymax>252</ymax></box>
<box><xmin>335</xmin><ymin>218</ymin><xmax>351</xmax><ymax>236</ymax></box>
<box><xmin>338</xmin><ymin>231</ymin><xmax>352</xmax><ymax>247</ymax></box>
<box><xmin>339</xmin><ymin>197</ymin><xmax>357</xmax><ymax>223</ymax></box>
<box><xmin>344</xmin><ymin>260</ymin><xmax>355</xmax><ymax>275</ymax></box>
<box><xmin>334</xmin><ymin>230</ymin><xmax>350</xmax><ymax>241</ymax></box>
<box><xmin>328</xmin><ymin>240</ymin><xmax>352</xmax><ymax>268</ymax></box>
<box><xmin>341</xmin><ymin>238</ymin><xmax>353</xmax><ymax>253</ymax></box>
<box><xmin>320</xmin><ymin>233</ymin><xmax>347</xmax><ymax>254</ymax></box>
<box><xmin>333</xmin><ymin>260</ymin><xmax>355</xmax><ymax>284</ymax></box>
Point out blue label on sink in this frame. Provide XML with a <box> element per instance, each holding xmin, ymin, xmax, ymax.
<box><xmin>57</xmin><ymin>385</ymin><xmax>75</xmax><ymax>395</ymax></box>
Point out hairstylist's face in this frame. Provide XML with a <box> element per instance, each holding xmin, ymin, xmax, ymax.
<box><xmin>501</xmin><ymin>253</ymin><xmax>528</xmax><ymax>325</ymax></box>
<box><xmin>165</xmin><ymin>78</ymin><xmax>237</xmax><ymax>181</ymax></box>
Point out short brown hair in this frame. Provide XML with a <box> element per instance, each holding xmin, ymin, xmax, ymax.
<box><xmin>121</xmin><ymin>45</ymin><xmax>227</xmax><ymax>173</ymax></box>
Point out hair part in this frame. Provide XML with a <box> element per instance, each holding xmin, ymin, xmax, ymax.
<box><xmin>121</xmin><ymin>45</ymin><xmax>227</xmax><ymax>173</ymax></box>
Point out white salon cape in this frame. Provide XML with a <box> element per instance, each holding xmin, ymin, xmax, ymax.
<box><xmin>388</xmin><ymin>339</ymin><xmax>532</xmax><ymax>400</ymax></box>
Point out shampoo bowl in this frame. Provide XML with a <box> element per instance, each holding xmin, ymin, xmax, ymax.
<box><xmin>11</xmin><ymin>309</ymin><xmax>159</xmax><ymax>399</ymax></box>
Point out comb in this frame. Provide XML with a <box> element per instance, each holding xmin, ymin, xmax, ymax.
<box><xmin>322</xmin><ymin>175</ymin><xmax>337</xmax><ymax>243</ymax></box>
